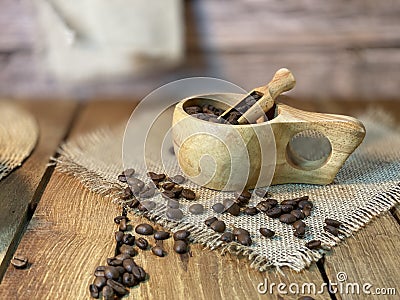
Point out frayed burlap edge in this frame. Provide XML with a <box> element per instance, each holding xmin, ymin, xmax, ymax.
<box><xmin>52</xmin><ymin>126</ymin><xmax>400</xmax><ymax>273</ymax></box>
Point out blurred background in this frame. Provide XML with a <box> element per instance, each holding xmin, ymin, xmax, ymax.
<box><xmin>1</xmin><ymin>0</ymin><xmax>400</xmax><ymax>102</ymax></box>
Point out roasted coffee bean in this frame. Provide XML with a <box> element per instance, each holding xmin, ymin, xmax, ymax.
<box><xmin>303</xmin><ymin>207</ymin><xmax>312</xmax><ymax>217</ymax></box>
<box><xmin>135</xmin><ymin>237</ymin><xmax>148</xmax><ymax>250</ymax></box>
<box><xmin>122</xmin><ymin>168</ymin><xmax>135</xmax><ymax>177</ymax></box>
<box><xmin>298</xmin><ymin>200</ymin><xmax>313</xmax><ymax>209</ymax></box>
<box><xmin>132</xmin><ymin>265</ymin><xmax>146</xmax><ymax>282</ymax></box>
<box><xmin>127</xmin><ymin>198</ymin><xmax>140</xmax><ymax>209</ymax></box>
<box><xmin>148</xmin><ymin>172</ymin><xmax>166</xmax><ymax>182</ymax></box>
<box><xmin>89</xmin><ymin>284</ymin><xmax>99</xmax><ymax>298</ymax></box>
<box><xmin>116</xmin><ymin>266</ymin><xmax>125</xmax><ymax>275</ymax></box>
<box><xmin>135</xmin><ymin>223</ymin><xmax>154</xmax><ymax>235</ymax></box>
<box><xmin>226</xmin><ymin>202</ymin><xmax>241</xmax><ymax>216</ymax></box>
<box><xmin>122</xmin><ymin>233</ymin><xmax>135</xmax><ymax>245</ymax></box>
<box><xmin>94</xmin><ymin>266</ymin><xmax>106</xmax><ymax>277</ymax></box>
<box><xmin>154</xmin><ymin>231</ymin><xmax>170</xmax><ymax>240</ymax></box>
<box><xmin>119</xmin><ymin>244</ymin><xmax>137</xmax><ymax>257</ymax></box>
<box><xmin>166</xmin><ymin>208</ymin><xmax>184</xmax><ymax>220</ymax></box>
<box><xmin>139</xmin><ymin>184</ymin><xmax>156</xmax><ymax>198</ymax></box>
<box><xmin>254</xmin><ymin>188</ymin><xmax>270</xmax><ymax>198</ymax></box>
<box><xmin>233</xmin><ymin>228</ymin><xmax>250</xmax><ymax>237</ymax></box>
<box><xmin>212</xmin><ymin>203</ymin><xmax>226</xmax><ymax>213</ymax></box>
<box><xmin>291</xmin><ymin>209</ymin><xmax>305</xmax><ymax>220</ymax></box>
<box><xmin>115</xmin><ymin>253</ymin><xmax>130</xmax><ymax>261</ymax></box>
<box><xmin>104</xmin><ymin>266</ymin><xmax>120</xmax><ymax>280</ymax></box>
<box><xmin>121</xmin><ymin>187</ymin><xmax>133</xmax><ymax>200</ymax></box>
<box><xmin>189</xmin><ymin>203</ymin><xmax>204</xmax><ymax>215</ymax></box>
<box><xmin>114</xmin><ymin>215</ymin><xmax>128</xmax><ymax>224</ymax></box>
<box><xmin>256</xmin><ymin>201</ymin><xmax>272</xmax><ymax>212</ymax></box>
<box><xmin>294</xmin><ymin>195</ymin><xmax>309</xmax><ymax>203</ymax></box>
<box><xmin>259</xmin><ymin>228</ymin><xmax>275</xmax><ymax>238</ymax></box>
<box><xmin>293</xmin><ymin>220</ymin><xmax>306</xmax><ymax>230</ymax></box>
<box><xmin>281</xmin><ymin>204</ymin><xmax>294</xmax><ymax>213</ymax></box>
<box><xmin>119</xmin><ymin>218</ymin><xmax>128</xmax><ymax>231</ymax></box>
<box><xmin>171</xmin><ymin>174</ymin><xmax>186</xmax><ymax>184</ymax></box>
<box><xmin>325</xmin><ymin>218</ymin><xmax>341</xmax><ymax>228</ymax></box>
<box><xmin>174</xmin><ymin>240</ymin><xmax>189</xmax><ymax>254</ymax></box>
<box><xmin>243</xmin><ymin>206</ymin><xmax>259</xmax><ymax>215</ymax></box>
<box><xmin>122</xmin><ymin>258</ymin><xmax>136</xmax><ymax>273</ymax></box>
<box><xmin>118</xmin><ymin>174</ymin><xmax>127</xmax><ymax>182</ymax></box>
<box><xmin>126</xmin><ymin>177</ymin><xmax>145</xmax><ymax>192</ymax></box>
<box><xmin>107</xmin><ymin>279</ymin><xmax>128</xmax><ymax>295</ymax></box>
<box><xmin>281</xmin><ymin>199</ymin><xmax>298</xmax><ymax>207</ymax></box>
<box><xmin>181</xmin><ymin>189</ymin><xmax>196</xmax><ymax>200</ymax></box>
<box><xmin>235</xmin><ymin>198</ymin><xmax>249</xmax><ymax>207</ymax></box>
<box><xmin>138</xmin><ymin>203</ymin><xmax>147</xmax><ymax>211</ymax></box>
<box><xmin>305</xmin><ymin>240</ymin><xmax>321</xmax><ymax>250</ymax></box>
<box><xmin>107</xmin><ymin>257</ymin><xmax>123</xmax><ymax>266</ymax></box>
<box><xmin>237</xmin><ymin>233</ymin><xmax>252</xmax><ymax>246</ymax></box>
<box><xmin>171</xmin><ymin>186</ymin><xmax>183</xmax><ymax>197</ymax></box>
<box><xmin>204</xmin><ymin>216</ymin><xmax>218</xmax><ymax>227</ymax></box>
<box><xmin>162</xmin><ymin>190</ymin><xmax>176</xmax><ymax>199</ymax></box>
<box><xmin>220</xmin><ymin>232</ymin><xmax>235</xmax><ymax>242</ymax></box>
<box><xmin>93</xmin><ymin>276</ymin><xmax>107</xmax><ymax>289</ymax></box>
<box><xmin>210</xmin><ymin>220</ymin><xmax>226</xmax><ymax>233</ymax></box>
<box><xmin>223</xmin><ymin>198</ymin><xmax>235</xmax><ymax>208</ymax></box>
<box><xmin>279</xmin><ymin>213</ymin><xmax>297</xmax><ymax>224</ymax></box>
<box><xmin>265</xmin><ymin>198</ymin><xmax>278</xmax><ymax>207</ymax></box>
<box><xmin>294</xmin><ymin>226</ymin><xmax>306</xmax><ymax>238</ymax></box>
<box><xmin>10</xmin><ymin>255</ymin><xmax>28</xmax><ymax>269</ymax></box>
<box><xmin>167</xmin><ymin>199</ymin><xmax>180</xmax><ymax>208</ymax></box>
<box><xmin>142</xmin><ymin>200</ymin><xmax>157</xmax><ymax>211</ymax></box>
<box><xmin>185</xmin><ymin>105</ymin><xmax>202</xmax><ymax>115</ymax></box>
<box><xmin>151</xmin><ymin>246</ymin><xmax>165</xmax><ymax>257</ymax></box>
<box><xmin>122</xmin><ymin>272</ymin><xmax>136</xmax><ymax>287</ymax></box>
<box><xmin>163</xmin><ymin>182</ymin><xmax>175</xmax><ymax>191</ymax></box>
<box><xmin>237</xmin><ymin>190</ymin><xmax>251</xmax><ymax>199</ymax></box>
<box><xmin>102</xmin><ymin>285</ymin><xmax>114</xmax><ymax>300</ymax></box>
<box><xmin>324</xmin><ymin>225</ymin><xmax>339</xmax><ymax>236</ymax></box>
<box><xmin>173</xmin><ymin>230</ymin><xmax>190</xmax><ymax>241</ymax></box>
<box><xmin>265</xmin><ymin>207</ymin><xmax>282</xmax><ymax>218</ymax></box>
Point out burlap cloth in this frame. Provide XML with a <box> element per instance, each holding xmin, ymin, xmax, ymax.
<box><xmin>0</xmin><ymin>102</ymin><xmax>39</xmax><ymax>181</ymax></box>
<box><xmin>53</xmin><ymin>109</ymin><xmax>400</xmax><ymax>272</ymax></box>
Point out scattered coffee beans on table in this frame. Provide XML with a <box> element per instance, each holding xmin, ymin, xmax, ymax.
<box><xmin>10</xmin><ymin>255</ymin><xmax>28</xmax><ymax>269</ymax></box>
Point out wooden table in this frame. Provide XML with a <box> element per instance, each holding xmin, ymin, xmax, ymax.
<box><xmin>0</xmin><ymin>99</ymin><xmax>399</xmax><ymax>300</ymax></box>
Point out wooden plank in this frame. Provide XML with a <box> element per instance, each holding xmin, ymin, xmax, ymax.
<box><xmin>0</xmin><ymin>100</ymin><xmax>326</xmax><ymax>299</ymax></box>
<box><xmin>0</xmin><ymin>100</ymin><xmax>77</xmax><ymax>276</ymax></box>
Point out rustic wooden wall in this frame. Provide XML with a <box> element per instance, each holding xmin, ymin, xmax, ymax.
<box><xmin>1</xmin><ymin>0</ymin><xmax>400</xmax><ymax>101</ymax></box>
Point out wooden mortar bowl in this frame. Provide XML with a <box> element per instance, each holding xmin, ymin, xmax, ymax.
<box><xmin>172</xmin><ymin>93</ymin><xmax>365</xmax><ymax>191</ymax></box>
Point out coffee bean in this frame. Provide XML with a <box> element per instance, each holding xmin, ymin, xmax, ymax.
<box><xmin>256</xmin><ymin>201</ymin><xmax>272</xmax><ymax>212</ymax></box>
<box><xmin>162</xmin><ymin>190</ymin><xmax>176</xmax><ymax>199</ymax></box>
<box><xmin>181</xmin><ymin>189</ymin><xmax>196</xmax><ymax>200</ymax></box>
<box><xmin>127</xmin><ymin>198</ymin><xmax>140</xmax><ymax>209</ymax></box>
<box><xmin>265</xmin><ymin>198</ymin><xmax>278</xmax><ymax>207</ymax></box>
<box><xmin>210</xmin><ymin>220</ymin><xmax>226</xmax><ymax>233</ymax></box>
<box><xmin>220</xmin><ymin>232</ymin><xmax>235</xmax><ymax>242</ymax></box>
<box><xmin>135</xmin><ymin>237</ymin><xmax>148</xmax><ymax>250</ymax></box>
<box><xmin>185</xmin><ymin>105</ymin><xmax>202</xmax><ymax>115</ymax></box>
<box><xmin>237</xmin><ymin>233</ymin><xmax>252</xmax><ymax>246</ymax></box>
<box><xmin>303</xmin><ymin>207</ymin><xmax>312</xmax><ymax>217</ymax></box>
<box><xmin>126</xmin><ymin>177</ymin><xmax>145</xmax><ymax>193</ymax></box>
<box><xmin>115</xmin><ymin>253</ymin><xmax>130</xmax><ymax>261</ymax></box>
<box><xmin>154</xmin><ymin>231</ymin><xmax>170</xmax><ymax>240</ymax></box>
<box><xmin>226</xmin><ymin>202</ymin><xmax>241</xmax><ymax>216</ymax></box>
<box><xmin>325</xmin><ymin>218</ymin><xmax>341</xmax><ymax>228</ymax></box>
<box><xmin>118</xmin><ymin>174</ymin><xmax>127</xmax><ymax>183</ymax></box>
<box><xmin>148</xmin><ymin>172</ymin><xmax>166</xmax><ymax>182</ymax></box>
<box><xmin>293</xmin><ymin>220</ymin><xmax>306</xmax><ymax>230</ymax></box>
<box><xmin>281</xmin><ymin>199</ymin><xmax>298</xmax><ymax>207</ymax></box>
<box><xmin>107</xmin><ymin>279</ymin><xmax>129</xmax><ymax>295</ymax></box>
<box><xmin>212</xmin><ymin>203</ymin><xmax>226</xmax><ymax>213</ymax></box>
<box><xmin>89</xmin><ymin>284</ymin><xmax>99</xmax><ymax>298</ymax></box>
<box><xmin>174</xmin><ymin>240</ymin><xmax>189</xmax><ymax>254</ymax></box>
<box><xmin>107</xmin><ymin>257</ymin><xmax>123</xmax><ymax>266</ymax></box>
<box><xmin>305</xmin><ymin>240</ymin><xmax>321</xmax><ymax>250</ymax></box>
<box><xmin>167</xmin><ymin>199</ymin><xmax>180</xmax><ymax>208</ymax></box>
<box><xmin>291</xmin><ymin>209</ymin><xmax>305</xmax><ymax>220</ymax></box>
<box><xmin>122</xmin><ymin>168</ymin><xmax>135</xmax><ymax>177</ymax></box>
<box><xmin>324</xmin><ymin>225</ymin><xmax>339</xmax><ymax>236</ymax></box>
<box><xmin>102</xmin><ymin>285</ymin><xmax>114</xmax><ymax>300</ymax></box>
<box><xmin>151</xmin><ymin>246</ymin><xmax>165</xmax><ymax>257</ymax></box>
<box><xmin>171</xmin><ymin>175</ymin><xmax>186</xmax><ymax>184</ymax></box>
<box><xmin>254</xmin><ymin>189</ymin><xmax>270</xmax><ymax>198</ymax></box>
<box><xmin>162</xmin><ymin>182</ymin><xmax>175</xmax><ymax>191</ymax></box>
<box><xmin>135</xmin><ymin>223</ymin><xmax>154</xmax><ymax>235</ymax></box>
<box><xmin>119</xmin><ymin>218</ymin><xmax>128</xmax><ymax>231</ymax></box>
<box><xmin>137</xmin><ymin>203</ymin><xmax>148</xmax><ymax>212</ymax></box>
<box><xmin>265</xmin><ymin>207</ymin><xmax>282</xmax><ymax>218</ymax></box>
<box><xmin>104</xmin><ymin>266</ymin><xmax>120</xmax><ymax>280</ymax></box>
<box><xmin>116</xmin><ymin>266</ymin><xmax>125</xmax><ymax>275</ymax></box>
<box><xmin>122</xmin><ymin>233</ymin><xmax>135</xmax><ymax>245</ymax></box>
<box><xmin>222</xmin><ymin>198</ymin><xmax>235</xmax><ymax>208</ymax></box>
<box><xmin>141</xmin><ymin>200</ymin><xmax>156</xmax><ymax>211</ymax></box>
<box><xmin>189</xmin><ymin>203</ymin><xmax>204</xmax><ymax>215</ymax></box>
<box><xmin>122</xmin><ymin>258</ymin><xmax>136</xmax><ymax>273</ymax></box>
<box><xmin>279</xmin><ymin>213</ymin><xmax>297</xmax><ymax>224</ymax></box>
<box><xmin>121</xmin><ymin>187</ymin><xmax>133</xmax><ymax>200</ymax></box>
<box><xmin>243</xmin><ymin>206</ymin><xmax>259</xmax><ymax>215</ymax></box>
<box><xmin>93</xmin><ymin>276</ymin><xmax>107</xmax><ymax>289</ymax></box>
<box><xmin>119</xmin><ymin>244</ymin><xmax>137</xmax><ymax>257</ymax></box>
<box><xmin>259</xmin><ymin>228</ymin><xmax>275</xmax><ymax>238</ymax></box>
<box><xmin>171</xmin><ymin>186</ymin><xmax>183</xmax><ymax>197</ymax></box>
<box><xmin>281</xmin><ymin>204</ymin><xmax>294</xmax><ymax>213</ymax></box>
<box><xmin>294</xmin><ymin>226</ymin><xmax>306</xmax><ymax>238</ymax></box>
<box><xmin>298</xmin><ymin>200</ymin><xmax>313</xmax><ymax>209</ymax></box>
<box><xmin>233</xmin><ymin>228</ymin><xmax>250</xmax><ymax>236</ymax></box>
<box><xmin>10</xmin><ymin>255</ymin><xmax>28</xmax><ymax>269</ymax></box>
<box><xmin>94</xmin><ymin>266</ymin><xmax>106</xmax><ymax>277</ymax></box>
<box><xmin>173</xmin><ymin>230</ymin><xmax>190</xmax><ymax>241</ymax></box>
<box><xmin>166</xmin><ymin>208</ymin><xmax>184</xmax><ymax>220</ymax></box>
<box><xmin>114</xmin><ymin>215</ymin><xmax>128</xmax><ymax>224</ymax></box>
<box><xmin>132</xmin><ymin>265</ymin><xmax>146</xmax><ymax>282</ymax></box>
<box><xmin>139</xmin><ymin>184</ymin><xmax>156</xmax><ymax>198</ymax></box>
<box><xmin>122</xmin><ymin>272</ymin><xmax>136</xmax><ymax>287</ymax></box>
<box><xmin>204</xmin><ymin>216</ymin><xmax>218</xmax><ymax>227</ymax></box>
<box><xmin>294</xmin><ymin>195</ymin><xmax>309</xmax><ymax>203</ymax></box>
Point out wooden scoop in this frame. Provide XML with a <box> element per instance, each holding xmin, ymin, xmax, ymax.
<box><xmin>218</xmin><ymin>68</ymin><xmax>296</xmax><ymax>124</ymax></box>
